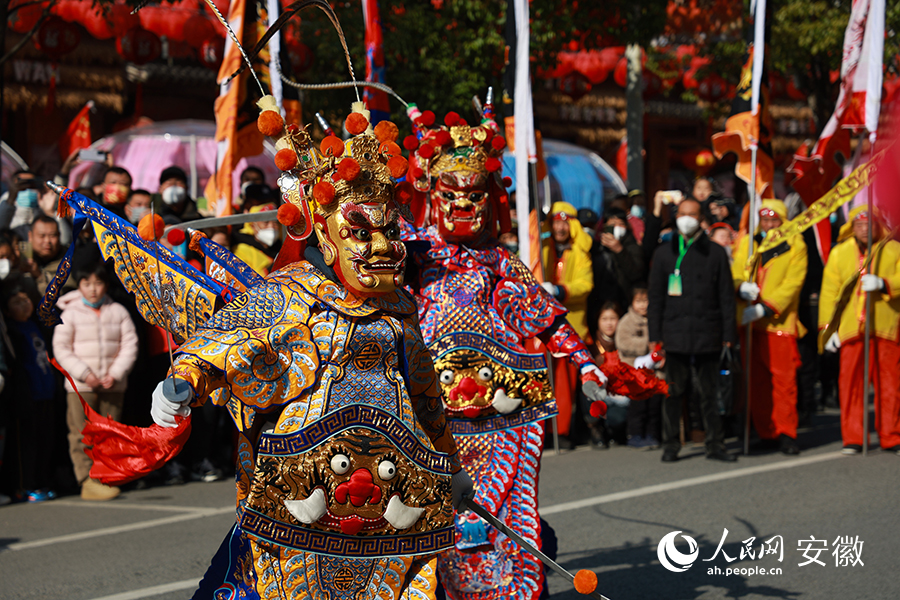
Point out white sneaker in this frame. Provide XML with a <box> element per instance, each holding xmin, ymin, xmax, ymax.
<box><xmin>841</xmin><ymin>446</ymin><xmax>861</xmax><ymax>455</ymax></box>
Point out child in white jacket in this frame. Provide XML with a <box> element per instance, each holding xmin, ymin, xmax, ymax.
<box><xmin>53</xmin><ymin>262</ymin><xmax>138</xmax><ymax>501</ymax></box>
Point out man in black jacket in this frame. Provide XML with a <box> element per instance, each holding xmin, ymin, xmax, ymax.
<box><xmin>647</xmin><ymin>198</ymin><xmax>738</xmax><ymax>462</ymax></box>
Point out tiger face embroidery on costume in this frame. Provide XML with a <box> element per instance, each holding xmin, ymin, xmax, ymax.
<box><xmin>433</xmin><ymin>348</ymin><xmax>552</xmax><ymax>420</ymax></box>
<box><xmin>245</xmin><ymin>427</ymin><xmax>453</xmax><ymax>537</ymax></box>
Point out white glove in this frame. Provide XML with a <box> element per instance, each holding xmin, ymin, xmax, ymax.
<box><xmin>739</xmin><ymin>282</ymin><xmax>760</xmax><ymax>301</ymax></box>
<box><xmin>451</xmin><ymin>469</ymin><xmax>475</xmax><ymax>511</ymax></box>
<box><xmin>541</xmin><ymin>281</ymin><xmax>559</xmax><ymax>297</ymax></box>
<box><xmin>151</xmin><ymin>379</ymin><xmax>193</xmax><ymax>428</ymax></box>
<box><xmin>580</xmin><ymin>363</ymin><xmax>608</xmax><ymax>385</ymax></box>
<box><xmin>742</xmin><ymin>304</ymin><xmax>767</xmax><ymax>325</ymax></box>
<box><xmin>634</xmin><ymin>353</ymin><xmax>659</xmax><ymax>370</ymax></box>
<box><xmin>824</xmin><ymin>332</ymin><xmax>841</xmax><ymax>353</ymax></box>
<box><xmin>861</xmin><ymin>274</ymin><xmax>885</xmax><ymax>292</ymax></box>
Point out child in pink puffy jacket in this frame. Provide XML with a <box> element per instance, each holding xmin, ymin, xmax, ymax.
<box><xmin>53</xmin><ymin>262</ymin><xmax>138</xmax><ymax>501</ymax></box>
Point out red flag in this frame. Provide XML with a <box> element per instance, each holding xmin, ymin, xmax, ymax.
<box><xmin>362</xmin><ymin>0</ymin><xmax>390</xmax><ymax>124</ymax></box>
<box><xmin>59</xmin><ymin>101</ymin><xmax>93</xmax><ymax>162</ymax></box>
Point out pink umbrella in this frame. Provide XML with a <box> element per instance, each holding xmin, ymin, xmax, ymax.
<box><xmin>68</xmin><ymin>120</ymin><xmax>279</xmax><ymax>211</ymax></box>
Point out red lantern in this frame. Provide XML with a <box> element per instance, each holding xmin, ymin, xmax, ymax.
<box><xmin>183</xmin><ymin>15</ymin><xmax>217</xmax><ymax>50</ymax></box>
<box><xmin>34</xmin><ymin>16</ymin><xmax>81</xmax><ymax>60</ymax></box>
<box><xmin>613</xmin><ymin>57</ymin><xmax>628</xmax><ymax>88</ymax></box>
<box><xmin>7</xmin><ymin>0</ymin><xmax>43</xmax><ymax>34</ymax></box>
<box><xmin>117</xmin><ymin>27</ymin><xmax>161</xmax><ymax>65</ymax></box>
<box><xmin>597</xmin><ymin>46</ymin><xmax>622</xmax><ymax>73</ymax></box>
<box><xmin>83</xmin><ymin>3</ymin><xmax>139</xmax><ymax>40</ymax></box>
<box><xmin>285</xmin><ymin>41</ymin><xmax>314</xmax><ymax>73</ymax></box>
<box><xmin>199</xmin><ymin>38</ymin><xmax>225</xmax><ymax>70</ymax></box>
<box><xmin>695</xmin><ymin>149</ymin><xmax>715</xmax><ymax>175</ymax></box>
<box><xmin>697</xmin><ymin>74</ymin><xmax>727</xmax><ymax>102</ymax></box>
<box><xmin>558</xmin><ymin>72</ymin><xmax>592</xmax><ymax>101</ymax></box>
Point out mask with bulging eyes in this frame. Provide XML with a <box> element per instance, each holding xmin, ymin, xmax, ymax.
<box><xmin>431</xmin><ymin>179</ymin><xmax>492</xmax><ymax>245</ymax></box>
<box><xmin>314</xmin><ymin>201</ymin><xmax>407</xmax><ymax>298</ymax></box>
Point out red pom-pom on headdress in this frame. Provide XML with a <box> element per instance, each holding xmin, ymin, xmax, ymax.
<box><xmin>257</xmin><ymin>111</ymin><xmax>284</xmax><ymax>137</ymax></box>
<box><xmin>321</xmin><ymin>136</ymin><xmax>345</xmax><ymax>157</ymax></box>
<box><xmin>395</xmin><ymin>181</ymin><xmax>414</xmax><ymax>204</ymax></box>
<box><xmin>444</xmin><ymin>111</ymin><xmax>460</xmax><ymax>127</ymax></box>
<box><xmin>313</xmin><ymin>181</ymin><xmax>336</xmax><ymax>205</ymax></box>
<box><xmin>374</xmin><ymin>121</ymin><xmax>399</xmax><ymax>143</ymax></box>
<box><xmin>403</xmin><ymin>135</ymin><xmax>420</xmax><ymax>151</ymax></box>
<box><xmin>345</xmin><ymin>113</ymin><xmax>369</xmax><ymax>135</ymax></box>
<box><xmin>387</xmin><ymin>156</ymin><xmax>409</xmax><ymax>179</ymax></box>
<box><xmin>419</xmin><ymin>110</ymin><xmax>435</xmax><ymax>126</ymax></box>
<box><xmin>485</xmin><ymin>157</ymin><xmax>501</xmax><ymax>172</ymax></box>
<box><xmin>167</xmin><ymin>228</ymin><xmax>186</xmax><ymax>246</ymax></box>
<box><xmin>336</xmin><ymin>157</ymin><xmax>361</xmax><ymax>181</ymax></box>
<box><xmin>380</xmin><ymin>141</ymin><xmax>401</xmax><ymax>157</ymax></box>
<box><xmin>503</xmin><ymin>176</ymin><xmax>513</xmax><ymax>187</ymax></box>
<box><xmin>491</xmin><ymin>136</ymin><xmax>507</xmax><ymax>151</ymax></box>
<box><xmin>277</xmin><ymin>203</ymin><xmax>301</xmax><ymax>226</ymax></box>
<box><xmin>418</xmin><ymin>144</ymin><xmax>435</xmax><ymax>159</ymax></box>
<box><xmin>409</xmin><ymin>165</ymin><xmax>425</xmax><ymax>181</ymax></box>
<box><xmin>434</xmin><ymin>130</ymin><xmax>452</xmax><ymax>146</ymax></box>
<box><xmin>275</xmin><ymin>148</ymin><xmax>298</xmax><ymax>171</ymax></box>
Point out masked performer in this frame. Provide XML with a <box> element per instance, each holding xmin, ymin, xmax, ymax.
<box><xmin>400</xmin><ymin>106</ymin><xmax>608</xmax><ymax>600</ymax></box>
<box><xmin>41</xmin><ymin>103</ymin><xmax>471</xmax><ymax>600</ymax></box>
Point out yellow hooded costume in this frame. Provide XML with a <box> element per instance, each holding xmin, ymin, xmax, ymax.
<box><xmin>731</xmin><ymin>199</ymin><xmax>808</xmax><ymax>337</ymax></box>
<box><xmin>819</xmin><ymin>205</ymin><xmax>900</xmax><ymax>343</ymax></box>
<box><xmin>542</xmin><ymin>201</ymin><xmax>594</xmax><ymax>337</ymax></box>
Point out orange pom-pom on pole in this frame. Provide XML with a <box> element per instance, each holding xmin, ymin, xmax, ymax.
<box><xmin>573</xmin><ymin>570</ymin><xmax>598</xmax><ymax>596</ymax></box>
<box><xmin>345</xmin><ymin>113</ymin><xmax>369</xmax><ymax>135</ymax></box>
<box><xmin>336</xmin><ymin>157</ymin><xmax>361</xmax><ymax>181</ymax></box>
<box><xmin>374</xmin><ymin>120</ymin><xmax>399</xmax><ymax>143</ymax></box>
<box><xmin>313</xmin><ymin>181</ymin><xmax>336</xmax><ymax>205</ymax></box>
<box><xmin>257</xmin><ymin>111</ymin><xmax>284</xmax><ymax>137</ymax></box>
<box><xmin>277</xmin><ymin>203</ymin><xmax>302</xmax><ymax>226</ymax></box>
<box><xmin>138</xmin><ymin>213</ymin><xmax>165</xmax><ymax>241</ymax></box>
<box><xmin>387</xmin><ymin>156</ymin><xmax>409</xmax><ymax>179</ymax></box>
<box><xmin>275</xmin><ymin>148</ymin><xmax>298</xmax><ymax>171</ymax></box>
<box><xmin>321</xmin><ymin>136</ymin><xmax>345</xmax><ymax>157</ymax></box>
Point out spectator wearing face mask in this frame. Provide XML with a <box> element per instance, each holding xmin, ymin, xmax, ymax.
<box><xmin>589</xmin><ymin>207</ymin><xmax>646</xmax><ymax>311</ymax></box>
<box><xmin>648</xmin><ymin>198</ymin><xmax>737</xmax><ymax>463</ymax></box>
<box><xmin>0</xmin><ymin>170</ymin><xmax>39</xmax><ymax>230</ymax></box>
<box><xmin>123</xmin><ymin>189</ymin><xmax>152</xmax><ymax>225</ymax></box>
<box><xmin>233</xmin><ymin>204</ymin><xmax>282</xmax><ymax>275</ymax></box>
<box><xmin>241</xmin><ymin>182</ymin><xmax>278</xmax><ymax>213</ymax></box>
<box><xmin>153</xmin><ymin>166</ymin><xmax>199</xmax><ymax>223</ymax></box>
<box><xmin>7</xmin><ymin>179</ymin><xmax>42</xmax><ymax>238</ymax></box>
<box><xmin>93</xmin><ymin>167</ymin><xmax>132</xmax><ymax>210</ymax></box>
<box><xmin>234</xmin><ymin>167</ymin><xmax>266</xmax><ymax>212</ymax></box>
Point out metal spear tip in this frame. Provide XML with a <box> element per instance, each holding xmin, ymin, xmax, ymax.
<box><xmin>46</xmin><ymin>181</ymin><xmax>65</xmax><ymax>194</ymax></box>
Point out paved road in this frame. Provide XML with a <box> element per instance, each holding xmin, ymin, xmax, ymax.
<box><xmin>1</xmin><ymin>409</ymin><xmax>897</xmax><ymax>600</ymax></box>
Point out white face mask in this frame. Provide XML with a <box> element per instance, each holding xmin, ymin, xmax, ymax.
<box><xmin>0</xmin><ymin>258</ymin><xmax>10</xmax><ymax>279</ymax></box>
<box><xmin>676</xmin><ymin>216</ymin><xmax>700</xmax><ymax>237</ymax></box>
<box><xmin>613</xmin><ymin>225</ymin><xmax>626</xmax><ymax>241</ymax></box>
<box><xmin>630</xmin><ymin>205</ymin><xmax>644</xmax><ymax>218</ymax></box>
<box><xmin>255</xmin><ymin>227</ymin><xmax>278</xmax><ymax>247</ymax></box>
<box><xmin>161</xmin><ymin>185</ymin><xmax>187</xmax><ymax>206</ymax></box>
<box><xmin>128</xmin><ymin>206</ymin><xmax>149</xmax><ymax>224</ymax></box>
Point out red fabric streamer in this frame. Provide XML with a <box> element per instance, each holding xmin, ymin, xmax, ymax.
<box><xmin>599</xmin><ymin>351</ymin><xmax>668</xmax><ymax>401</ymax></box>
<box><xmin>50</xmin><ymin>358</ymin><xmax>191</xmax><ymax>486</ymax></box>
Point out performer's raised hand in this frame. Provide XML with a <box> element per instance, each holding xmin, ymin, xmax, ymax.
<box><xmin>151</xmin><ymin>379</ymin><xmax>193</xmax><ymax>428</ymax></box>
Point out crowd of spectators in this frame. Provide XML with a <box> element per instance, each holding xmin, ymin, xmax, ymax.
<box><xmin>535</xmin><ymin>177</ymin><xmax>900</xmax><ymax>463</ymax></box>
<box><xmin>0</xmin><ymin>156</ymin><xmax>283</xmax><ymax>505</ymax></box>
